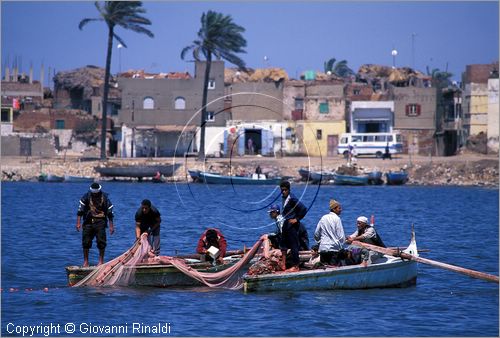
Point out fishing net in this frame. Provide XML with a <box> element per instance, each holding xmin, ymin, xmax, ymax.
<box><xmin>73</xmin><ymin>233</ymin><xmax>266</xmax><ymax>289</ymax></box>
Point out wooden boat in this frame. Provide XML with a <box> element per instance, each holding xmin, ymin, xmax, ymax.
<box><xmin>188</xmin><ymin>169</ymin><xmax>201</xmax><ymax>182</ymax></box>
<box><xmin>333</xmin><ymin>173</ymin><xmax>369</xmax><ymax>185</ymax></box>
<box><xmin>385</xmin><ymin>171</ymin><xmax>409</xmax><ymax>185</ymax></box>
<box><xmin>66</xmin><ymin>256</ymin><xmax>243</xmax><ymax>287</ymax></box>
<box><xmin>198</xmin><ymin>172</ymin><xmax>281</xmax><ymax>185</ymax></box>
<box><xmin>38</xmin><ymin>173</ymin><xmax>64</xmax><ymax>182</ymax></box>
<box><xmin>95</xmin><ymin>163</ymin><xmax>181</xmax><ymax>179</ymax></box>
<box><xmin>367</xmin><ymin>171</ymin><xmax>384</xmax><ymax>185</ymax></box>
<box><xmin>63</xmin><ymin>174</ymin><xmax>95</xmax><ymax>183</ymax></box>
<box><xmin>243</xmin><ymin>233</ymin><xmax>419</xmax><ymax>292</ymax></box>
<box><xmin>298</xmin><ymin>168</ymin><xmax>312</xmax><ymax>181</ymax></box>
<box><xmin>310</xmin><ymin>171</ymin><xmax>335</xmax><ymax>184</ymax></box>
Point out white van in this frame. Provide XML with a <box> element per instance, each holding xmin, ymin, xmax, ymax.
<box><xmin>337</xmin><ymin>132</ymin><xmax>403</xmax><ymax>158</ymax></box>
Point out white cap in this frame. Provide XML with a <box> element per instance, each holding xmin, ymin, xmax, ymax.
<box><xmin>357</xmin><ymin>216</ymin><xmax>369</xmax><ymax>224</ymax></box>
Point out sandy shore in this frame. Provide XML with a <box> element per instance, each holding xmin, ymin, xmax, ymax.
<box><xmin>1</xmin><ymin>153</ymin><xmax>498</xmax><ymax>187</ymax></box>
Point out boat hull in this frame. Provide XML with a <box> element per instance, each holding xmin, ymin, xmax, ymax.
<box><xmin>367</xmin><ymin>171</ymin><xmax>384</xmax><ymax>185</ymax></box>
<box><xmin>243</xmin><ymin>259</ymin><xmax>417</xmax><ymax>292</ymax></box>
<box><xmin>63</xmin><ymin>175</ymin><xmax>95</xmax><ymax>183</ymax></box>
<box><xmin>199</xmin><ymin>172</ymin><xmax>281</xmax><ymax>185</ymax></box>
<box><xmin>66</xmin><ymin>260</ymin><xmax>237</xmax><ymax>287</ymax></box>
<box><xmin>385</xmin><ymin>172</ymin><xmax>409</xmax><ymax>185</ymax></box>
<box><xmin>333</xmin><ymin>173</ymin><xmax>369</xmax><ymax>185</ymax></box>
<box><xmin>310</xmin><ymin>171</ymin><xmax>335</xmax><ymax>183</ymax></box>
<box><xmin>95</xmin><ymin>164</ymin><xmax>180</xmax><ymax>178</ymax></box>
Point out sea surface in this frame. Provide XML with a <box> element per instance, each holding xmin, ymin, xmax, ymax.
<box><xmin>1</xmin><ymin>181</ymin><xmax>499</xmax><ymax>337</ymax></box>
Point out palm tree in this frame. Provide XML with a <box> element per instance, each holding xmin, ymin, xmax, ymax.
<box><xmin>181</xmin><ymin>10</ymin><xmax>247</xmax><ymax>159</ymax></box>
<box><xmin>426</xmin><ymin>66</ymin><xmax>453</xmax><ymax>88</ymax></box>
<box><xmin>79</xmin><ymin>1</ymin><xmax>154</xmax><ymax>160</ymax></box>
<box><xmin>324</xmin><ymin>58</ymin><xmax>355</xmax><ymax>78</ymax></box>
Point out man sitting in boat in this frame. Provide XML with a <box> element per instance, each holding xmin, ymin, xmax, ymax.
<box><xmin>345</xmin><ymin>216</ymin><xmax>386</xmax><ymax>266</ymax></box>
<box><xmin>268</xmin><ymin>204</ymin><xmax>309</xmax><ymax>251</ymax></box>
<box><xmin>196</xmin><ymin>228</ymin><xmax>227</xmax><ymax>264</ymax></box>
<box><xmin>313</xmin><ymin>199</ymin><xmax>346</xmax><ymax>267</ymax></box>
<box><xmin>135</xmin><ymin>199</ymin><xmax>161</xmax><ymax>256</ymax></box>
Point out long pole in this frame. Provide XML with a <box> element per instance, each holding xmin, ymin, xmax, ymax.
<box><xmin>352</xmin><ymin>241</ymin><xmax>499</xmax><ymax>284</ymax></box>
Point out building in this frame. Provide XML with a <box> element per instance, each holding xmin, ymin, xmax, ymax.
<box><xmin>487</xmin><ymin>71</ymin><xmax>499</xmax><ymax>153</ymax></box>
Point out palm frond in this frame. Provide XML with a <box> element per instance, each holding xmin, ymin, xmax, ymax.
<box><xmin>113</xmin><ymin>33</ymin><xmax>128</xmax><ymax>48</ymax></box>
<box><xmin>78</xmin><ymin>18</ymin><xmax>101</xmax><ymax>30</ymax></box>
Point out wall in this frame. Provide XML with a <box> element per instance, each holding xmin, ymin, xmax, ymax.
<box><xmin>304</xmin><ymin>83</ymin><xmax>345</xmax><ymax>121</ymax></box>
<box><xmin>393</xmin><ymin>87</ymin><xmax>437</xmax><ymax>130</ymax></box>
<box><xmin>1</xmin><ymin>134</ymin><xmax>56</xmax><ymax>157</ymax></box>
<box><xmin>118</xmin><ymin>61</ymin><xmax>226</xmax><ymax>127</ymax></box>
<box><xmin>295</xmin><ymin>120</ymin><xmax>346</xmax><ymax>157</ymax></box>
<box><xmin>466</xmin><ymin>83</ymin><xmax>489</xmax><ymax>135</ymax></box>
<box><xmin>228</xmin><ymin>82</ymin><xmax>284</xmax><ymax>121</ymax></box>
<box><xmin>283</xmin><ymin>81</ymin><xmax>305</xmax><ymax>120</ymax></box>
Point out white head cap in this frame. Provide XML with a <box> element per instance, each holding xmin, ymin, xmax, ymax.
<box><xmin>356</xmin><ymin>216</ymin><xmax>369</xmax><ymax>224</ymax></box>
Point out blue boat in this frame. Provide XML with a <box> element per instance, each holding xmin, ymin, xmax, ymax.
<box><xmin>385</xmin><ymin>171</ymin><xmax>409</xmax><ymax>185</ymax></box>
<box><xmin>63</xmin><ymin>175</ymin><xmax>95</xmax><ymax>183</ymax></box>
<box><xmin>310</xmin><ymin>171</ymin><xmax>335</xmax><ymax>184</ymax></box>
<box><xmin>367</xmin><ymin>171</ymin><xmax>384</xmax><ymax>185</ymax></box>
<box><xmin>38</xmin><ymin>173</ymin><xmax>64</xmax><ymax>182</ymax></box>
<box><xmin>298</xmin><ymin>168</ymin><xmax>312</xmax><ymax>181</ymax></box>
<box><xmin>333</xmin><ymin>173</ymin><xmax>369</xmax><ymax>185</ymax></box>
<box><xmin>243</xmin><ymin>232</ymin><xmax>418</xmax><ymax>292</ymax></box>
<box><xmin>198</xmin><ymin>172</ymin><xmax>282</xmax><ymax>185</ymax></box>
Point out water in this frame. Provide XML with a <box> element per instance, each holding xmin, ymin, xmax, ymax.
<box><xmin>1</xmin><ymin>182</ymin><xmax>498</xmax><ymax>336</ymax></box>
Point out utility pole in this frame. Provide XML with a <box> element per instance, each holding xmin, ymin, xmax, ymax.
<box><xmin>131</xmin><ymin>100</ymin><xmax>135</xmax><ymax>158</ymax></box>
<box><xmin>411</xmin><ymin>33</ymin><xmax>417</xmax><ymax>69</ymax></box>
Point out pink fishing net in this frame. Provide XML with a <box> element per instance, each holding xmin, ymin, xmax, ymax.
<box><xmin>74</xmin><ymin>233</ymin><xmax>266</xmax><ymax>289</ymax></box>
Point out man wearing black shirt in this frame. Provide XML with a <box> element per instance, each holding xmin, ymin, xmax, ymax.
<box><xmin>135</xmin><ymin>199</ymin><xmax>161</xmax><ymax>255</ymax></box>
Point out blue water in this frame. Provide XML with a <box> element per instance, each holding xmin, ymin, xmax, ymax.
<box><xmin>1</xmin><ymin>182</ymin><xmax>499</xmax><ymax>336</ymax></box>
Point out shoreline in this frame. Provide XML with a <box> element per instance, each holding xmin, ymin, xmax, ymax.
<box><xmin>1</xmin><ymin>153</ymin><xmax>498</xmax><ymax>187</ymax></box>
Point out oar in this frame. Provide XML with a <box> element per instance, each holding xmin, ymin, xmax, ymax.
<box><xmin>352</xmin><ymin>240</ymin><xmax>499</xmax><ymax>284</ymax></box>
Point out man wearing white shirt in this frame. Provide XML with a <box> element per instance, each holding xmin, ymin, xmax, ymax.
<box><xmin>314</xmin><ymin>199</ymin><xmax>345</xmax><ymax>266</ymax></box>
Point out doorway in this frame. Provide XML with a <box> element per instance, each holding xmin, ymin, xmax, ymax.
<box><xmin>245</xmin><ymin>129</ymin><xmax>262</xmax><ymax>155</ymax></box>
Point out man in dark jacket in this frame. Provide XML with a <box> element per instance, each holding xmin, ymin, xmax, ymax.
<box><xmin>279</xmin><ymin>180</ymin><xmax>308</xmax><ymax>271</ymax></box>
<box><xmin>76</xmin><ymin>183</ymin><xmax>114</xmax><ymax>267</ymax></box>
<box><xmin>135</xmin><ymin>199</ymin><xmax>162</xmax><ymax>256</ymax></box>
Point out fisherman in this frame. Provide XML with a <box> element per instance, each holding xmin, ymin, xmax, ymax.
<box><xmin>196</xmin><ymin>228</ymin><xmax>227</xmax><ymax>264</ymax></box>
<box><xmin>345</xmin><ymin>216</ymin><xmax>386</xmax><ymax>247</ymax></box>
<box><xmin>76</xmin><ymin>182</ymin><xmax>115</xmax><ymax>267</ymax></box>
<box><xmin>135</xmin><ymin>199</ymin><xmax>162</xmax><ymax>256</ymax></box>
<box><xmin>267</xmin><ymin>204</ymin><xmax>284</xmax><ymax>249</ymax></box>
<box><xmin>313</xmin><ymin>199</ymin><xmax>345</xmax><ymax>266</ymax></box>
<box><xmin>279</xmin><ymin>181</ymin><xmax>308</xmax><ymax>272</ymax></box>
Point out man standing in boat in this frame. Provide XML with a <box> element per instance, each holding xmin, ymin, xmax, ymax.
<box><xmin>135</xmin><ymin>199</ymin><xmax>162</xmax><ymax>256</ymax></box>
<box><xmin>76</xmin><ymin>183</ymin><xmax>115</xmax><ymax>267</ymax></box>
<box><xmin>279</xmin><ymin>181</ymin><xmax>308</xmax><ymax>272</ymax></box>
<box><xmin>313</xmin><ymin>199</ymin><xmax>345</xmax><ymax>266</ymax></box>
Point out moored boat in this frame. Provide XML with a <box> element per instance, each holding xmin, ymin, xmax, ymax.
<box><xmin>95</xmin><ymin>163</ymin><xmax>181</xmax><ymax>179</ymax></box>
<box><xmin>385</xmin><ymin>171</ymin><xmax>409</xmax><ymax>185</ymax></box>
<box><xmin>367</xmin><ymin>171</ymin><xmax>384</xmax><ymax>185</ymax></box>
<box><xmin>38</xmin><ymin>173</ymin><xmax>64</xmax><ymax>182</ymax></box>
<box><xmin>198</xmin><ymin>172</ymin><xmax>281</xmax><ymax>185</ymax></box>
<box><xmin>333</xmin><ymin>173</ymin><xmax>369</xmax><ymax>185</ymax></box>
<box><xmin>310</xmin><ymin>171</ymin><xmax>335</xmax><ymax>184</ymax></box>
<box><xmin>243</xmin><ymin>232</ymin><xmax>418</xmax><ymax>292</ymax></box>
<box><xmin>298</xmin><ymin>168</ymin><xmax>312</xmax><ymax>181</ymax></box>
<box><xmin>63</xmin><ymin>174</ymin><xmax>95</xmax><ymax>183</ymax></box>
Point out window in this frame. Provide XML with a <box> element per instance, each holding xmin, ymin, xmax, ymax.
<box><xmin>294</xmin><ymin>98</ymin><xmax>304</xmax><ymax>110</ymax></box>
<box><xmin>340</xmin><ymin>137</ymin><xmax>348</xmax><ymax>144</ymax></box>
<box><xmin>208</xmin><ymin>79</ymin><xmax>216</xmax><ymax>90</ymax></box>
<box><xmin>352</xmin><ymin>135</ymin><xmax>362</xmax><ymax>142</ymax></box>
<box><xmin>353</xmin><ymin>89</ymin><xmax>360</xmax><ymax>95</ymax></box>
<box><xmin>316</xmin><ymin>129</ymin><xmax>322</xmax><ymax>140</ymax></box>
<box><xmin>375</xmin><ymin>135</ymin><xmax>386</xmax><ymax>142</ymax></box>
<box><xmin>55</xmin><ymin>119</ymin><xmax>65</xmax><ymax>129</ymax></box>
<box><xmin>143</xmin><ymin>97</ymin><xmax>154</xmax><ymax>109</ymax></box>
<box><xmin>319</xmin><ymin>102</ymin><xmax>329</xmax><ymax>114</ymax></box>
<box><xmin>174</xmin><ymin>97</ymin><xmax>186</xmax><ymax>110</ymax></box>
<box><xmin>387</xmin><ymin>135</ymin><xmax>393</xmax><ymax>142</ymax></box>
<box><xmin>1</xmin><ymin>108</ymin><xmax>11</xmax><ymax>122</ymax></box>
<box><xmin>206</xmin><ymin>111</ymin><xmax>215</xmax><ymax>122</ymax></box>
<box><xmin>363</xmin><ymin>135</ymin><xmax>374</xmax><ymax>142</ymax></box>
<box><xmin>396</xmin><ymin>134</ymin><xmax>402</xmax><ymax>143</ymax></box>
<box><xmin>405</xmin><ymin>104</ymin><xmax>421</xmax><ymax>117</ymax></box>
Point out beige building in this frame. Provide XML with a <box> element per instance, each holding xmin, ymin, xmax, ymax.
<box><xmin>487</xmin><ymin>76</ymin><xmax>499</xmax><ymax>153</ymax></box>
<box><xmin>288</xmin><ymin>120</ymin><xmax>346</xmax><ymax>157</ymax></box>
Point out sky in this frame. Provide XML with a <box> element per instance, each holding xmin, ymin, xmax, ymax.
<box><xmin>1</xmin><ymin>1</ymin><xmax>499</xmax><ymax>85</ymax></box>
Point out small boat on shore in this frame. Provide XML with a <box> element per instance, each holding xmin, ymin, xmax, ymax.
<box><xmin>38</xmin><ymin>173</ymin><xmax>64</xmax><ymax>182</ymax></box>
<box><xmin>333</xmin><ymin>173</ymin><xmax>369</xmax><ymax>185</ymax></box>
<box><xmin>198</xmin><ymin>172</ymin><xmax>281</xmax><ymax>185</ymax></box>
<box><xmin>386</xmin><ymin>171</ymin><xmax>409</xmax><ymax>185</ymax></box>
<box><xmin>63</xmin><ymin>174</ymin><xmax>95</xmax><ymax>183</ymax></box>
<box><xmin>95</xmin><ymin>163</ymin><xmax>181</xmax><ymax>179</ymax></box>
<box><xmin>367</xmin><ymin>171</ymin><xmax>384</xmax><ymax>185</ymax></box>
<box><xmin>310</xmin><ymin>171</ymin><xmax>335</xmax><ymax>184</ymax></box>
<box><xmin>298</xmin><ymin>168</ymin><xmax>312</xmax><ymax>181</ymax></box>
<box><xmin>243</xmin><ymin>232</ymin><xmax>418</xmax><ymax>292</ymax></box>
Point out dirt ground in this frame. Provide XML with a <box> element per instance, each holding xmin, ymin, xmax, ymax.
<box><xmin>1</xmin><ymin>152</ymin><xmax>499</xmax><ymax>187</ymax></box>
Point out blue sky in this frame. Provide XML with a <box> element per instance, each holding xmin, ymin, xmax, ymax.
<box><xmin>2</xmin><ymin>1</ymin><xmax>498</xmax><ymax>84</ymax></box>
